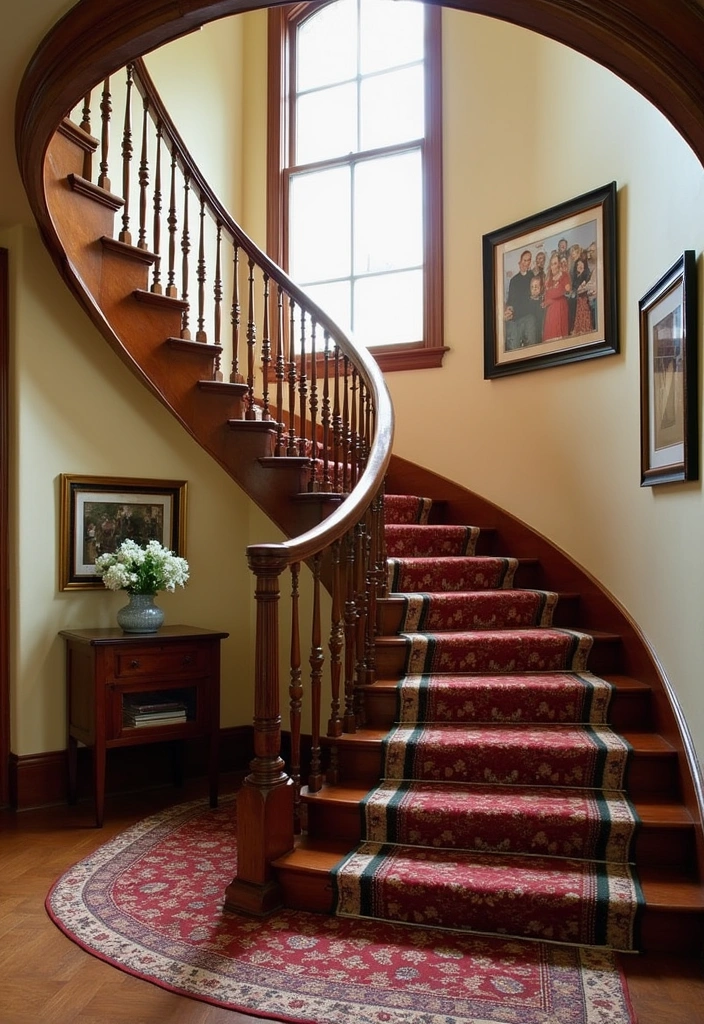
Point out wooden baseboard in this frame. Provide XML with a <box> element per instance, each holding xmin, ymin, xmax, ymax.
<box><xmin>7</xmin><ymin>725</ymin><xmax>255</xmax><ymax>810</ymax></box>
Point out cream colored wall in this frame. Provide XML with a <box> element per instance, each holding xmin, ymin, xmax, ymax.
<box><xmin>144</xmin><ymin>18</ymin><xmax>245</xmax><ymax>219</ymax></box>
<box><xmin>388</xmin><ymin>13</ymin><xmax>704</xmax><ymax>762</ymax></box>
<box><xmin>6</xmin><ymin>3</ymin><xmax>704</xmax><ymax>774</ymax></box>
<box><xmin>5</xmin><ymin>224</ymin><xmax>256</xmax><ymax>755</ymax></box>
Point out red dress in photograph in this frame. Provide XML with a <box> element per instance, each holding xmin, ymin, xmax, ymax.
<box><xmin>542</xmin><ymin>271</ymin><xmax>571</xmax><ymax>341</ymax></box>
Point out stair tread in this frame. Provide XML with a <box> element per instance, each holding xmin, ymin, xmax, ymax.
<box><xmin>638</xmin><ymin>868</ymin><xmax>704</xmax><ymax>907</ymax></box>
<box><xmin>327</xmin><ymin>726</ymin><xmax>674</xmax><ymax>751</ymax></box>
<box><xmin>276</xmin><ymin>842</ymin><xmax>704</xmax><ymax>906</ymax></box>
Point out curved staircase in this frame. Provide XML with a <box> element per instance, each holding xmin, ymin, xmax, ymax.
<box><xmin>273</xmin><ymin>477</ymin><xmax>704</xmax><ymax>953</ymax></box>
<box><xmin>15</xmin><ymin>1</ymin><xmax>704</xmax><ymax>958</ymax></box>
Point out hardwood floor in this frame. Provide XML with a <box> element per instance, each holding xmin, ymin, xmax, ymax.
<box><xmin>1</xmin><ymin>777</ymin><xmax>702</xmax><ymax>1024</ymax></box>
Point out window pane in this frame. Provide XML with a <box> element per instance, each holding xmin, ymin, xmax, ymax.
<box><xmin>354</xmin><ymin>269</ymin><xmax>423</xmax><ymax>346</ymax></box>
<box><xmin>297</xmin><ymin>0</ymin><xmax>357</xmax><ymax>92</ymax></box>
<box><xmin>304</xmin><ymin>281</ymin><xmax>352</xmax><ymax>337</ymax></box>
<box><xmin>354</xmin><ymin>151</ymin><xmax>423</xmax><ymax>275</ymax></box>
<box><xmin>360</xmin><ymin>0</ymin><xmax>424</xmax><ymax>74</ymax></box>
<box><xmin>361</xmin><ymin>65</ymin><xmax>424</xmax><ymax>150</ymax></box>
<box><xmin>296</xmin><ymin>83</ymin><xmax>357</xmax><ymax>165</ymax></box>
<box><xmin>289</xmin><ymin>167</ymin><xmax>351</xmax><ymax>282</ymax></box>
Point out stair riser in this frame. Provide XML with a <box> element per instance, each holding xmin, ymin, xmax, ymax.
<box><xmin>374</xmin><ymin>636</ymin><xmax>622</xmax><ymax>677</ymax></box>
<box><xmin>361</xmin><ymin>687</ymin><xmax>652</xmax><ymax>732</ymax></box>
<box><xmin>273</xmin><ymin>861</ymin><xmax>704</xmax><ymax>954</ymax></box>
<box><xmin>304</xmin><ymin>797</ymin><xmax>695</xmax><ymax>871</ymax></box>
<box><xmin>328</xmin><ymin>740</ymin><xmax>680</xmax><ymax>802</ymax></box>
<box><xmin>377</xmin><ymin>593</ymin><xmax>581</xmax><ymax>634</ymax></box>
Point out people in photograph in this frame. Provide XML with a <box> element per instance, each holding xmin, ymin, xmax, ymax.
<box><xmin>571</xmin><ymin>254</ymin><xmax>593</xmax><ymax>335</ymax></box>
<box><xmin>503</xmin><ymin>249</ymin><xmax>538</xmax><ymax>350</ymax></box>
<box><xmin>557</xmin><ymin>238</ymin><xmax>569</xmax><ymax>262</ymax></box>
<box><xmin>532</xmin><ymin>250</ymin><xmax>546</xmax><ymax>295</ymax></box>
<box><xmin>528</xmin><ymin>274</ymin><xmax>545</xmax><ymax>340</ymax></box>
<box><xmin>542</xmin><ymin>252</ymin><xmax>571</xmax><ymax>341</ymax></box>
<box><xmin>585</xmin><ymin>241</ymin><xmax>599</xmax><ymax>329</ymax></box>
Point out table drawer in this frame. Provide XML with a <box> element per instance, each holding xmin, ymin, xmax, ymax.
<box><xmin>113</xmin><ymin>644</ymin><xmax>207</xmax><ymax>679</ymax></box>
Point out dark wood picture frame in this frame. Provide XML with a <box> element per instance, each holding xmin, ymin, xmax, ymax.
<box><xmin>483</xmin><ymin>182</ymin><xmax>618</xmax><ymax>378</ymax></box>
<box><xmin>639</xmin><ymin>250</ymin><xmax>698</xmax><ymax>486</ymax></box>
<box><xmin>59</xmin><ymin>474</ymin><xmax>188</xmax><ymax>590</ymax></box>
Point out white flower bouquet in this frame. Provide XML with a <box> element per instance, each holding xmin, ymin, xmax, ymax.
<box><xmin>95</xmin><ymin>539</ymin><xmax>190</xmax><ymax>595</ymax></box>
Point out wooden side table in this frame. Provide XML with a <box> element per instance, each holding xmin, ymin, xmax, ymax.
<box><xmin>60</xmin><ymin>625</ymin><xmax>229</xmax><ymax>826</ymax></box>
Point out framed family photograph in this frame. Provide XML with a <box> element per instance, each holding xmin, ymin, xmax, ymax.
<box><xmin>639</xmin><ymin>251</ymin><xmax>698</xmax><ymax>487</ymax></box>
<box><xmin>59</xmin><ymin>474</ymin><xmax>188</xmax><ymax>590</ymax></box>
<box><xmin>483</xmin><ymin>182</ymin><xmax>618</xmax><ymax>378</ymax></box>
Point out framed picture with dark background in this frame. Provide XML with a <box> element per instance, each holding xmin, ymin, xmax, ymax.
<box><xmin>483</xmin><ymin>182</ymin><xmax>618</xmax><ymax>378</ymax></box>
<box><xmin>60</xmin><ymin>475</ymin><xmax>187</xmax><ymax>590</ymax></box>
<box><xmin>639</xmin><ymin>251</ymin><xmax>698</xmax><ymax>486</ymax></box>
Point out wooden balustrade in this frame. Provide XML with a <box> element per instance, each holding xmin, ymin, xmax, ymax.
<box><xmin>66</xmin><ymin>56</ymin><xmax>394</xmax><ymax>913</ymax></box>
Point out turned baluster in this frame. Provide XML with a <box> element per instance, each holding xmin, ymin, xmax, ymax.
<box><xmin>261</xmin><ymin>273</ymin><xmax>271</xmax><ymax>420</ymax></box>
<box><xmin>288</xmin><ymin>562</ymin><xmax>302</xmax><ymax>833</ymax></box>
<box><xmin>341</xmin><ymin>356</ymin><xmax>351</xmax><ymax>492</ymax></box>
<box><xmin>119</xmin><ymin>65</ymin><xmax>134</xmax><ymax>245</ymax></box>
<box><xmin>353</xmin><ymin>519</ymin><xmax>369</xmax><ymax>708</ymax></box>
<box><xmin>195</xmin><ymin>195</ymin><xmax>207</xmax><ymax>342</ymax></box>
<box><xmin>245</xmin><ymin>258</ymin><xmax>256</xmax><ymax>419</ymax></box>
<box><xmin>97</xmin><ymin>78</ymin><xmax>112</xmax><ymax>192</ymax></box>
<box><xmin>80</xmin><ymin>91</ymin><xmax>92</xmax><ymax>179</ymax></box>
<box><xmin>230</xmin><ymin>242</ymin><xmax>242</xmax><ymax>382</ymax></box>
<box><xmin>286</xmin><ymin>300</ymin><xmax>298</xmax><ymax>455</ymax></box>
<box><xmin>150</xmin><ymin>124</ymin><xmax>163</xmax><ymax>293</ymax></box>
<box><xmin>180</xmin><ymin>172</ymin><xmax>192</xmax><ymax>339</ymax></box>
<box><xmin>297</xmin><ymin>312</ymin><xmax>308</xmax><ymax>456</ymax></box>
<box><xmin>349</xmin><ymin>367</ymin><xmax>359</xmax><ymax>488</ymax></box>
<box><xmin>327</xmin><ymin>539</ymin><xmax>344</xmax><ymax>777</ymax></box>
<box><xmin>342</xmin><ymin>529</ymin><xmax>358</xmax><ymax>732</ymax></box>
<box><xmin>137</xmin><ymin>95</ymin><xmax>150</xmax><ymax>250</ymax></box>
<box><xmin>212</xmin><ymin>223</ymin><xmax>223</xmax><ymax>380</ymax></box>
<box><xmin>165</xmin><ymin>149</ymin><xmax>178</xmax><ymax>297</ymax></box>
<box><xmin>308</xmin><ymin>321</ymin><xmax>318</xmax><ymax>489</ymax></box>
<box><xmin>364</xmin><ymin>489</ymin><xmax>383</xmax><ymax>685</ymax></box>
<box><xmin>308</xmin><ymin>554</ymin><xmax>324</xmax><ymax>791</ymax></box>
<box><xmin>332</xmin><ymin>347</ymin><xmax>342</xmax><ymax>491</ymax></box>
<box><xmin>321</xmin><ymin>333</ymin><xmax>332</xmax><ymax>490</ymax></box>
<box><xmin>275</xmin><ymin>287</ymin><xmax>286</xmax><ymax>453</ymax></box>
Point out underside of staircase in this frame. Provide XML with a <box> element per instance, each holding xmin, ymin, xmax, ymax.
<box><xmin>29</xmin><ymin>66</ymin><xmax>704</xmax><ymax>960</ymax></box>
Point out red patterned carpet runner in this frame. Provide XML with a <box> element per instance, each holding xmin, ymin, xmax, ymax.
<box><xmin>332</xmin><ymin>492</ymin><xmax>644</xmax><ymax>951</ymax></box>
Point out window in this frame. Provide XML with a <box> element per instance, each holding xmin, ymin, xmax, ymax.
<box><xmin>268</xmin><ymin>0</ymin><xmax>446</xmax><ymax>371</ymax></box>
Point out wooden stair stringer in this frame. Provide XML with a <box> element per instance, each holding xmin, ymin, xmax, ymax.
<box><xmin>42</xmin><ymin>125</ymin><xmax>348</xmax><ymax>543</ymax></box>
<box><xmin>384</xmin><ymin>455</ymin><xmax>704</xmax><ymax>877</ymax></box>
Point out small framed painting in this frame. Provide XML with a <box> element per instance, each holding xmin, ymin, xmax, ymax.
<box><xmin>483</xmin><ymin>182</ymin><xmax>618</xmax><ymax>378</ymax></box>
<box><xmin>59</xmin><ymin>474</ymin><xmax>188</xmax><ymax>590</ymax></box>
<box><xmin>639</xmin><ymin>251</ymin><xmax>698</xmax><ymax>486</ymax></box>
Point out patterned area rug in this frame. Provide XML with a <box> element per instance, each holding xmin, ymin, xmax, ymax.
<box><xmin>46</xmin><ymin>797</ymin><xmax>638</xmax><ymax>1024</ymax></box>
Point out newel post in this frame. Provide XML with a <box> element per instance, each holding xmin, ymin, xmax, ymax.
<box><xmin>225</xmin><ymin>547</ymin><xmax>294</xmax><ymax>916</ymax></box>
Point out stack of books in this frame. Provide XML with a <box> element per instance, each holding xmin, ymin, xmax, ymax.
<box><xmin>123</xmin><ymin>699</ymin><xmax>188</xmax><ymax>728</ymax></box>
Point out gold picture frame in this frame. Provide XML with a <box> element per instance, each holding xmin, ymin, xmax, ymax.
<box><xmin>59</xmin><ymin>474</ymin><xmax>188</xmax><ymax>590</ymax></box>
